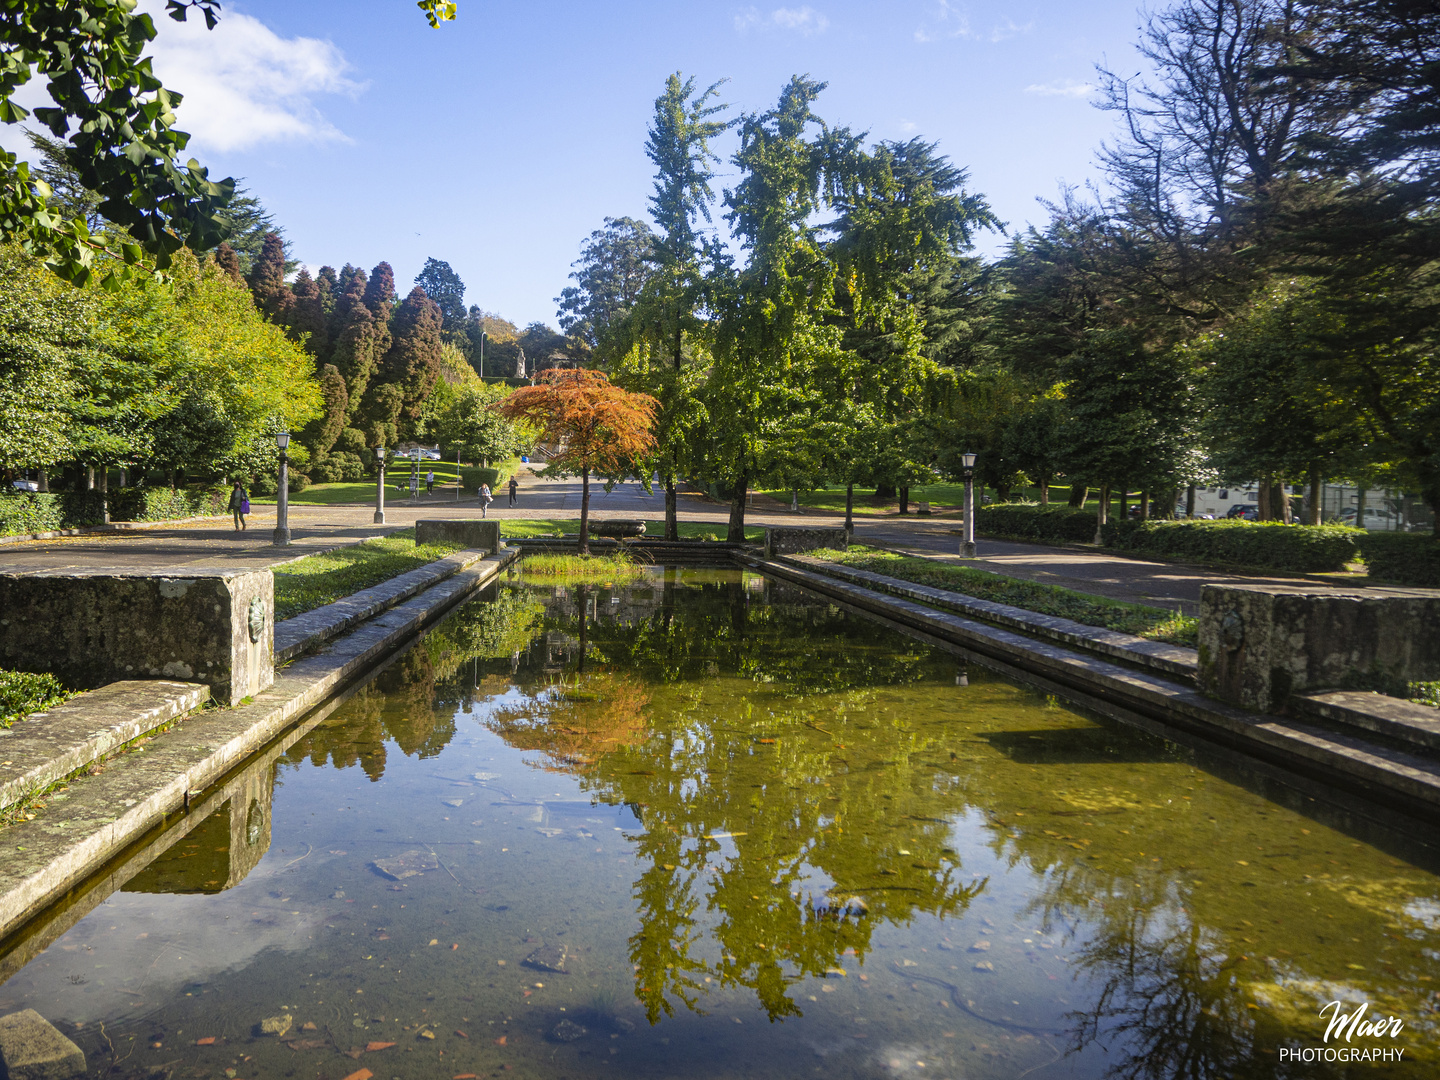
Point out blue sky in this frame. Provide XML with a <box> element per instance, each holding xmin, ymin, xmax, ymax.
<box><xmin>133</xmin><ymin>0</ymin><xmax>1150</xmax><ymax>327</ymax></box>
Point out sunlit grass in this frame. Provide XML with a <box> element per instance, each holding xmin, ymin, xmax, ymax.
<box><xmin>808</xmin><ymin>545</ymin><xmax>1199</xmax><ymax>647</ymax></box>
<box><xmin>273</xmin><ymin>529</ymin><xmax>463</xmax><ymax>620</ymax></box>
<box><xmin>519</xmin><ymin>552</ymin><xmax>648</xmax><ymax>584</ymax></box>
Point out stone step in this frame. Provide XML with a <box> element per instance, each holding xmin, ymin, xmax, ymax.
<box><xmin>785</xmin><ymin>553</ymin><xmax>1197</xmax><ymax>681</ymax></box>
<box><xmin>0</xmin><ymin>681</ymin><xmax>210</xmax><ymax>813</ymax></box>
<box><xmin>1292</xmin><ymin>690</ymin><xmax>1440</xmax><ymax>755</ymax></box>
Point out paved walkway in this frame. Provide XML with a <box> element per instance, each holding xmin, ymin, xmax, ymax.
<box><xmin>0</xmin><ymin>468</ymin><xmax>1354</xmax><ymax>615</ymax></box>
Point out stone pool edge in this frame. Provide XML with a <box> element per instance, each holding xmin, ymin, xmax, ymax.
<box><xmin>746</xmin><ymin>553</ymin><xmax>1440</xmax><ymax>822</ymax></box>
<box><xmin>0</xmin><ymin>547</ymin><xmax>518</xmax><ymax>944</ymax></box>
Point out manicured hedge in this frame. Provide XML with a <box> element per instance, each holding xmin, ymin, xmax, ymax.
<box><xmin>0</xmin><ymin>493</ymin><xmax>64</xmax><ymax>536</ymax></box>
<box><xmin>1359</xmin><ymin>532</ymin><xmax>1440</xmax><ymax>588</ymax></box>
<box><xmin>0</xmin><ymin>486</ymin><xmax>228</xmax><ymax>537</ymax></box>
<box><xmin>1101</xmin><ymin>518</ymin><xmax>1363</xmax><ymax>573</ymax></box>
<box><xmin>974</xmin><ymin>503</ymin><xmax>1097</xmax><ymax>544</ymax></box>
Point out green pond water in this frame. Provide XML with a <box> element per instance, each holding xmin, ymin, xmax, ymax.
<box><xmin>1</xmin><ymin>566</ymin><xmax>1437</xmax><ymax>1079</ymax></box>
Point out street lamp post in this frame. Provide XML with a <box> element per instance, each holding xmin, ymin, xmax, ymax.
<box><xmin>273</xmin><ymin>431</ymin><xmax>292</xmax><ymax>546</ymax></box>
<box><xmin>960</xmin><ymin>451</ymin><xmax>977</xmax><ymax>558</ymax></box>
<box><xmin>373</xmin><ymin>446</ymin><xmax>387</xmax><ymax>524</ymax></box>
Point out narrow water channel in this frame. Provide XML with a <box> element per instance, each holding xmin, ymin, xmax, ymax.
<box><xmin>1</xmin><ymin>566</ymin><xmax>1436</xmax><ymax>1079</ymax></box>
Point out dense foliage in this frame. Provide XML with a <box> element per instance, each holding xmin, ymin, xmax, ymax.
<box><xmin>1358</xmin><ymin>533</ymin><xmax>1440</xmax><ymax>588</ymax></box>
<box><xmin>1100</xmin><ymin>520</ymin><xmax>1363</xmax><ymax>574</ymax></box>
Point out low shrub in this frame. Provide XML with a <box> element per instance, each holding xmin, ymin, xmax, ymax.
<box><xmin>461</xmin><ymin>459</ymin><xmax>519</xmax><ymax>495</ymax></box>
<box><xmin>56</xmin><ymin>489</ymin><xmax>106</xmax><ymax>527</ymax></box>
<box><xmin>1358</xmin><ymin>532</ymin><xmax>1440</xmax><ymax>588</ymax></box>
<box><xmin>108</xmin><ymin>485</ymin><xmax>229</xmax><ymax>522</ymax></box>
<box><xmin>0</xmin><ymin>670</ymin><xmax>73</xmax><ymax>728</ymax></box>
<box><xmin>1100</xmin><ymin>518</ymin><xmax>1362</xmax><ymax>573</ymax></box>
<box><xmin>974</xmin><ymin>503</ymin><xmax>1097</xmax><ymax>544</ymax></box>
<box><xmin>0</xmin><ymin>492</ymin><xmax>65</xmax><ymax>536</ymax></box>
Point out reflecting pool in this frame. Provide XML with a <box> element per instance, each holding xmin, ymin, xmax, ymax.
<box><xmin>1</xmin><ymin>566</ymin><xmax>1436</xmax><ymax>1079</ymax></box>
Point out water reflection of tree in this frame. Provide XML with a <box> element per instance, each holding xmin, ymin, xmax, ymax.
<box><xmin>484</xmin><ymin>571</ymin><xmax>987</xmax><ymax>1023</ymax></box>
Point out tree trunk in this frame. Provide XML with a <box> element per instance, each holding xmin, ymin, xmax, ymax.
<box><xmin>85</xmin><ymin>465</ymin><xmax>94</xmax><ymax>490</ymax></box>
<box><xmin>844</xmin><ymin>482</ymin><xmax>854</xmax><ymax>535</ymax></box>
<box><xmin>1140</xmin><ymin>490</ymin><xmax>1150</xmax><ymax>520</ymax></box>
<box><xmin>1039</xmin><ymin>478</ymin><xmax>1050</xmax><ymax>506</ymax></box>
<box><xmin>1277</xmin><ymin>481</ymin><xmax>1293</xmax><ymax>524</ymax></box>
<box><xmin>1068</xmin><ymin>484</ymin><xmax>1088</xmax><ymax>508</ymax></box>
<box><xmin>37</xmin><ymin>468</ymin><xmax>47</xmax><ymax>494</ymax></box>
<box><xmin>1308</xmin><ymin>465</ymin><xmax>1323</xmax><ymax>525</ymax></box>
<box><xmin>97</xmin><ymin>463</ymin><xmax>109</xmax><ymax>524</ymax></box>
<box><xmin>1118</xmin><ymin>487</ymin><xmax>1128</xmax><ymax>521</ymax></box>
<box><xmin>1094</xmin><ymin>484</ymin><xmax>1110</xmax><ymax>543</ymax></box>
<box><xmin>899</xmin><ymin>486</ymin><xmax>910</xmax><ymax>515</ymax></box>
<box><xmin>1257</xmin><ymin>474</ymin><xmax>1273</xmax><ymax>521</ymax></box>
<box><xmin>1186</xmin><ymin>484</ymin><xmax>1196</xmax><ymax>518</ymax></box>
<box><xmin>664</xmin><ymin>471</ymin><xmax>678</xmax><ymax>542</ymax></box>
<box><xmin>1356</xmin><ymin>485</ymin><xmax>1367</xmax><ymax>527</ymax></box>
<box><xmin>727</xmin><ymin>471</ymin><xmax>748</xmax><ymax>543</ymax></box>
<box><xmin>874</xmin><ymin>483</ymin><xmax>896</xmax><ymax>500</ymax></box>
<box><xmin>579</xmin><ymin>467</ymin><xmax>590</xmax><ymax>555</ymax></box>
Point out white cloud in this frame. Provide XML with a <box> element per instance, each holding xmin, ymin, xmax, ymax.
<box><xmin>1024</xmin><ymin>79</ymin><xmax>1096</xmax><ymax>97</ymax></box>
<box><xmin>735</xmin><ymin>6</ymin><xmax>830</xmax><ymax>35</ymax></box>
<box><xmin>141</xmin><ymin>1</ymin><xmax>362</xmax><ymax>153</ymax></box>
<box><xmin>899</xmin><ymin>119</ymin><xmax>918</xmax><ymax>133</ymax></box>
<box><xmin>915</xmin><ymin>2</ymin><xmax>1032</xmax><ymax>44</ymax></box>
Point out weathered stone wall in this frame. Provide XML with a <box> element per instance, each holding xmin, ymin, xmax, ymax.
<box><xmin>0</xmin><ymin>568</ymin><xmax>273</xmax><ymax>706</ymax></box>
<box><xmin>589</xmin><ymin>519</ymin><xmax>646</xmax><ymax>538</ymax></box>
<box><xmin>415</xmin><ymin>519</ymin><xmax>501</xmax><ymax>554</ymax></box>
<box><xmin>1198</xmin><ymin>584</ymin><xmax>1440</xmax><ymax>712</ymax></box>
<box><xmin>764</xmin><ymin>527</ymin><xmax>850</xmax><ymax>559</ymax></box>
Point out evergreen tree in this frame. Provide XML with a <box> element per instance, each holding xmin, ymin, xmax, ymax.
<box><xmin>364</xmin><ymin>261</ymin><xmax>397</xmax><ymax>358</ymax></box>
<box><xmin>415</xmin><ymin>257</ymin><xmax>467</xmax><ymax>329</ymax></box>
<box><xmin>246</xmin><ymin>232</ymin><xmax>292</xmax><ymax>324</ymax></box>
<box><xmin>288</xmin><ymin>269</ymin><xmax>328</xmax><ymax>358</ymax></box>
<box><xmin>329</xmin><ymin>278</ymin><xmax>379</xmax><ymax>421</ymax></box>
<box><xmin>214</xmin><ymin>242</ymin><xmax>242</xmax><ymax>283</ymax></box>
<box><xmin>301</xmin><ymin>363</ymin><xmax>348</xmax><ymax>457</ymax></box>
<box><xmin>378</xmin><ymin>286</ymin><xmax>445</xmax><ymax>429</ymax></box>
<box><xmin>555</xmin><ymin>217</ymin><xmax>656</xmax><ymax>350</ymax></box>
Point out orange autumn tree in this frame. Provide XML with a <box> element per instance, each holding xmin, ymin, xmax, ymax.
<box><xmin>497</xmin><ymin>369</ymin><xmax>658</xmax><ymax>553</ymax></box>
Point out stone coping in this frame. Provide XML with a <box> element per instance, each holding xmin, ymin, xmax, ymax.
<box><xmin>0</xmin><ymin>548</ymin><xmax>517</xmax><ymax>942</ymax></box>
<box><xmin>785</xmin><ymin>553</ymin><xmax>1198</xmax><ymax>680</ymax></box>
<box><xmin>274</xmin><ymin>547</ymin><xmax>490</xmax><ymax>663</ymax></box>
<box><xmin>1293</xmin><ymin>691</ymin><xmax>1440</xmax><ymax>753</ymax></box>
<box><xmin>0</xmin><ymin>681</ymin><xmax>210</xmax><ymax>813</ymax></box>
<box><xmin>747</xmin><ymin>554</ymin><xmax>1440</xmax><ymax>821</ymax></box>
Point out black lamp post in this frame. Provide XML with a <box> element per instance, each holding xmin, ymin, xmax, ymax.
<box><xmin>373</xmin><ymin>446</ymin><xmax>387</xmax><ymax>524</ymax></box>
<box><xmin>960</xmin><ymin>451</ymin><xmax>977</xmax><ymax>557</ymax></box>
<box><xmin>273</xmin><ymin>431</ymin><xmax>292</xmax><ymax>546</ymax></box>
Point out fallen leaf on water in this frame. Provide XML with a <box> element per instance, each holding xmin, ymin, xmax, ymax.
<box><xmin>495</xmin><ymin>1035</ymin><xmax>507</xmax><ymax>1045</ymax></box>
<box><xmin>341</xmin><ymin>1071</ymin><xmax>373</xmax><ymax>1080</ymax></box>
<box><xmin>418</xmin><ymin>1030</ymin><xmax>436</xmax><ymax>1040</ymax></box>
<box><xmin>451</xmin><ymin>943</ymin><xmax>459</xmax><ymax>950</ymax></box>
<box><xmin>429</xmin><ymin>939</ymin><xmax>439</xmax><ymax>946</ymax></box>
<box><xmin>194</xmin><ymin>1037</ymin><xmax>216</xmax><ymax>1046</ymax></box>
<box><xmin>365</xmin><ymin>1041</ymin><xmax>395</xmax><ymax>1052</ymax></box>
<box><xmin>454</xmin><ymin>1075</ymin><xmax>479</xmax><ymax>1079</ymax></box>
<box><xmin>757</xmin><ymin>738</ymin><xmax>776</xmax><ymax>745</ymax></box>
<box><xmin>455</xmin><ymin>1029</ymin><xmax>468</xmax><ymax>1038</ymax></box>
<box><xmin>662</xmin><ymin>864</ymin><xmax>675</xmax><ymax>871</ymax></box>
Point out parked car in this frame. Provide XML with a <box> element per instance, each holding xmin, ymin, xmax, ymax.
<box><xmin>1224</xmin><ymin>504</ymin><xmax>1260</xmax><ymax>521</ymax></box>
<box><xmin>1339</xmin><ymin>506</ymin><xmax>1405</xmax><ymax>531</ymax></box>
<box><xmin>10</xmin><ymin>479</ymin><xmax>38</xmax><ymax>492</ymax></box>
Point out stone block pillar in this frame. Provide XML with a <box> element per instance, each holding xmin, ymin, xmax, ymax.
<box><xmin>1198</xmin><ymin>584</ymin><xmax>1440</xmax><ymax>712</ymax></box>
<box><xmin>0</xmin><ymin>568</ymin><xmax>273</xmax><ymax>706</ymax></box>
<box><xmin>415</xmin><ymin>519</ymin><xmax>501</xmax><ymax>554</ymax></box>
<box><xmin>764</xmin><ymin>527</ymin><xmax>850</xmax><ymax>559</ymax></box>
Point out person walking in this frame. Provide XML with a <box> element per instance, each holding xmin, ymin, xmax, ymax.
<box><xmin>425</xmin><ymin>469</ymin><xmax>435</xmax><ymax>495</ymax></box>
<box><xmin>508</xmin><ymin>476</ymin><xmax>518</xmax><ymax>506</ymax></box>
<box><xmin>479</xmin><ymin>481</ymin><xmax>493</xmax><ymax>518</ymax></box>
<box><xmin>228</xmin><ymin>479</ymin><xmax>249</xmax><ymax>531</ymax></box>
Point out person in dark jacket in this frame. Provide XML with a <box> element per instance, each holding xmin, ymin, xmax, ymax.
<box><xmin>228</xmin><ymin>480</ymin><xmax>249</xmax><ymax>531</ymax></box>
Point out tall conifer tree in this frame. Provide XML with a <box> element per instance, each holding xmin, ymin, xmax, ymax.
<box><xmin>378</xmin><ymin>286</ymin><xmax>444</xmax><ymax>428</ymax></box>
<box><xmin>246</xmin><ymin>232</ymin><xmax>292</xmax><ymax>324</ymax></box>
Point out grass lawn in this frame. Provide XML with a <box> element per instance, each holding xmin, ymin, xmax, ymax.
<box><xmin>500</xmin><ymin>518</ymin><xmax>764</xmax><ymax>542</ymax></box>
<box><xmin>0</xmin><ymin>670</ymin><xmax>73</xmax><ymax>729</ymax></box>
<box><xmin>273</xmin><ymin>528</ymin><xmax>464</xmax><ymax>620</ymax></box>
<box><xmin>255</xmin><ymin>458</ymin><xmax>521</xmax><ymax>506</ymax></box>
<box><xmin>808</xmin><ymin>545</ymin><xmax>1198</xmax><ymax>647</ymax></box>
